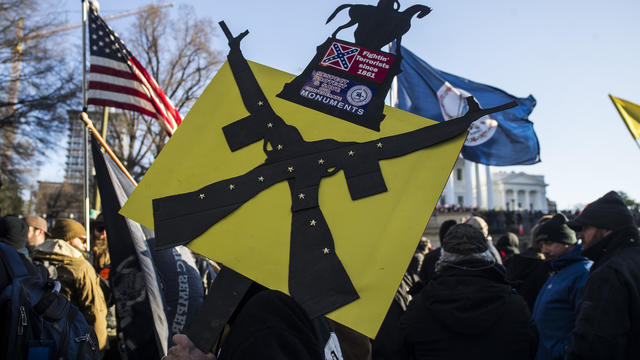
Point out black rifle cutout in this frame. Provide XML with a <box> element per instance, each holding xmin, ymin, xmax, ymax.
<box><xmin>153</xmin><ymin>21</ymin><xmax>516</xmax><ymax>320</ymax></box>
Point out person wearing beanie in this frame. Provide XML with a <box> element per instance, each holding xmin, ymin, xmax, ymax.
<box><xmin>564</xmin><ymin>191</ymin><xmax>640</xmax><ymax>359</ymax></box>
<box><xmin>495</xmin><ymin>232</ymin><xmax>520</xmax><ymax>263</ymax></box>
<box><xmin>49</xmin><ymin>218</ymin><xmax>88</xmax><ymax>252</ymax></box>
<box><xmin>531</xmin><ymin>214</ymin><xmax>592</xmax><ymax>360</ymax></box>
<box><xmin>31</xmin><ymin>219</ymin><xmax>108</xmax><ymax>351</ymax></box>
<box><xmin>397</xmin><ymin>224</ymin><xmax>538</xmax><ymax>359</ymax></box>
<box><xmin>463</xmin><ymin>215</ymin><xmax>503</xmax><ymax>265</ymax></box>
<box><xmin>0</xmin><ymin>215</ymin><xmax>29</xmax><ymax>257</ymax></box>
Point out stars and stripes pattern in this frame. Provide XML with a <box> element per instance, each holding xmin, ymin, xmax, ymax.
<box><xmin>87</xmin><ymin>4</ymin><xmax>181</xmax><ymax>136</ymax></box>
<box><xmin>321</xmin><ymin>42</ymin><xmax>359</xmax><ymax>70</ymax></box>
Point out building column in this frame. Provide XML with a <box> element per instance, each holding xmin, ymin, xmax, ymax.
<box><xmin>541</xmin><ymin>192</ymin><xmax>548</xmax><ymax>213</ymax></box>
<box><xmin>502</xmin><ymin>188</ymin><xmax>507</xmax><ymax>210</ymax></box>
<box><xmin>445</xmin><ymin>173</ymin><xmax>456</xmax><ymax>205</ymax></box>
<box><xmin>464</xmin><ymin>159</ymin><xmax>474</xmax><ymax>207</ymax></box>
<box><xmin>485</xmin><ymin>165</ymin><xmax>494</xmax><ymax>210</ymax></box>
<box><xmin>525</xmin><ymin>190</ymin><xmax>531</xmax><ymax>211</ymax></box>
<box><xmin>475</xmin><ymin>162</ymin><xmax>483</xmax><ymax>209</ymax></box>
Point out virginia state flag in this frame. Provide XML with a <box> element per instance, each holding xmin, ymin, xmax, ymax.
<box><xmin>394</xmin><ymin>46</ymin><xmax>540</xmax><ymax>165</ymax></box>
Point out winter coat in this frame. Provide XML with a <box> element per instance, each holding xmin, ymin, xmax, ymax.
<box><xmin>532</xmin><ymin>244</ymin><xmax>591</xmax><ymax>360</ymax></box>
<box><xmin>31</xmin><ymin>239</ymin><xmax>108</xmax><ymax>350</ymax></box>
<box><xmin>567</xmin><ymin>225</ymin><xmax>640</xmax><ymax>359</ymax></box>
<box><xmin>398</xmin><ymin>261</ymin><xmax>538</xmax><ymax>360</ymax></box>
<box><xmin>505</xmin><ymin>250</ymin><xmax>550</xmax><ymax>311</ymax></box>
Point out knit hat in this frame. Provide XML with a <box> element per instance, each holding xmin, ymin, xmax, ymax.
<box><xmin>567</xmin><ymin>191</ymin><xmax>635</xmax><ymax>231</ymax></box>
<box><xmin>496</xmin><ymin>232</ymin><xmax>520</xmax><ymax>254</ymax></box>
<box><xmin>25</xmin><ymin>215</ymin><xmax>50</xmax><ymax>236</ymax></box>
<box><xmin>0</xmin><ymin>215</ymin><xmax>28</xmax><ymax>250</ymax></box>
<box><xmin>535</xmin><ymin>214</ymin><xmax>577</xmax><ymax>245</ymax></box>
<box><xmin>442</xmin><ymin>224</ymin><xmax>488</xmax><ymax>255</ymax></box>
<box><xmin>50</xmin><ymin>219</ymin><xmax>86</xmax><ymax>242</ymax></box>
<box><xmin>464</xmin><ymin>216</ymin><xmax>489</xmax><ymax>237</ymax></box>
<box><xmin>438</xmin><ymin>219</ymin><xmax>457</xmax><ymax>242</ymax></box>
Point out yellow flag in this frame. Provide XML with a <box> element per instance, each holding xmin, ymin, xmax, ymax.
<box><xmin>120</xmin><ymin>60</ymin><xmax>466</xmax><ymax>338</ymax></box>
<box><xmin>610</xmin><ymin>94</ymin><xmax>640</xmax><ymax>140</ymax></box>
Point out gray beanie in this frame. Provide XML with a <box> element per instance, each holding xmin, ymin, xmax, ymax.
<box><xmin>442</xmin><ymin>224</ymin><xmax>489</xmax><ymax>255</ymax></box>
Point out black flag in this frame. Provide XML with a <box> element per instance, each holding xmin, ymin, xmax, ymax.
<box><xmin>91</xmin><ymin>137</ymin><xmax>170</xmax><ymax>357</ymax></box>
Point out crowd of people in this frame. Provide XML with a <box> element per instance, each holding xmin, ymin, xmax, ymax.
<box><xmin>1</xmin><ymin>190</ymin><xmax>639</xmax><ymax>359</ymax></box>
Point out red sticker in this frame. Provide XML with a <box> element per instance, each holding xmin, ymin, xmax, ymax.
<box><xmin>320</xmin><ymin>41</ymin><xmax>394</xmax><ymax>83</ymax></box>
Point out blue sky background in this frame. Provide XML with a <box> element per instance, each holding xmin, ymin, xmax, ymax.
<box><xmin>43</xmin><ymin>0</ymin><xmax>640</xmax><ymax>210</ymax></box>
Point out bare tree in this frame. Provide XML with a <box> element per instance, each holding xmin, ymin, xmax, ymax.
<box><xmin>32</xmin><ymin>181</ymin><xmax>83</xmax><ymax>220</ymax></box>
<box><xmin>0</xmin><ymin>0</ymin><xmax>80</xmax><ymax>182</ymax></box>
<box><xmin>99</xmin><ymin>5</ymin><xmax>223</xmax><ymax>181</ymax></box>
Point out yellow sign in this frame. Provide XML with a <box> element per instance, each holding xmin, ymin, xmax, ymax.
<box><xmin>610</xmin><ymin>94</ymin><xmax>640</xmax><ymax>140</ymax></box>
<box><xmin>120</xmin><ymin>60</ymin><xmax>466</xmax><ymax>338</ymax></box>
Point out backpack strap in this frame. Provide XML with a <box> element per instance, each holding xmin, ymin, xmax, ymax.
<box><xmin>0</xmin><ymin>242</ymin><xmax>29</xmax><ymax>279</ymax></box>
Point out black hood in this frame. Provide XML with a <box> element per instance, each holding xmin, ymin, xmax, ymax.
<box><xmin>421</xmin><ymin>262</ymin><xmax>512</xmax><ymax>334</ymax></box>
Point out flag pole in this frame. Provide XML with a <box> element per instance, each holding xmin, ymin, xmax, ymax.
<box><xmin>80</xmin><ymin>112</ymin><xmax>138</xmax><ymax>187</ymax></box>
<box><xmin>93</xmin><ymin>106</ymin><xmax>110</xmax><ymax>213</ymax></box>
<box><xmin>81</xmin><ymin>0</ymin><xmax>91</xmax><ymax>248</ymax></box>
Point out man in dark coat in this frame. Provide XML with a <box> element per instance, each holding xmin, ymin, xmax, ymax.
<box><xmin>398</xmin><ymin>224</ymin><xmax>538</xmax><ymax>360</ymax></box>
<box><xmin>505</xmin><ymin>215</ymin><xmax>552</xmax><ymax>311</ymax></box>
<box><xmin>566</xmin><ymin>191</ymin><xmax>640</xmax><ymax>359</ymax></box>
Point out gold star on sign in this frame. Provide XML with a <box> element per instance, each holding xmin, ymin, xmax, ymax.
<box><xmin>258</xmin><ymin>176</ymin><xmax>264</xmax><ymax>182</ymax></box>
<box><xmin>323</xmin><ymin>248</ymin><xmax>330</xmax><ymax>254</ymax></box>
<box><xmin>229</xmin><ymin>184</ymin><xmax>235</xmax><ymax>190</ymax></box>
<box><xmin>318</xmin><ymin>159</ymin><xmax>325</xmax><ymax>165</ymax></box>
<box><xmin>376</xmin><ymin>142</ymin><xmax>383</xmax><ymax>148</ymax></box>
<box><xmin>348</xmin><ymin>150</ymin><xmax>355</xmax><ymax>156</ymax></box>
<box><xmin>298</xmin><ymin>193</ymin><xmax>305</xmax><ymax>199</ymax></box>
<box><xmin>267</xmin><ymin>123</ymin><xmax>273</xmax><ymax>128</ymax></box>
<box><xmin>287</xmin><ymin>166</ymin><xmax>294</xmax><ymax>173</ymax></box>
<box><xmin>277</xmin><ymin>144</ymin><xmax>283</xmax><ymax>150</ymax></box>
<box><xmin>199</xmin><ymin>193</ymin><xmax>205</xmax><ymax>199</ymax></box>
<box><xmin>257</xmin><ymin>101</ymin><xmax>263</xmax><ymax>106</ymax></box>
<box><xmin>310</xmin><ymin>219</ymin><xmax>317</xmax><ymax>226</ymax></box>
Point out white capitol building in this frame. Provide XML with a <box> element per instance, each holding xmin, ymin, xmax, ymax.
<box><xmin>440</xmin><ymin>157</ymin><xmax>548</xmax><ymax>212</ymax></box>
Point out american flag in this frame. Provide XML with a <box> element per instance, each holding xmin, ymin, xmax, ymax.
<box><xmin>87</xmin><ymin>4</ymin><xmax>181</xmax><ymax>136</ymax></box>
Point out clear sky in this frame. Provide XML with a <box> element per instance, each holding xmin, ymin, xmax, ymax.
<box><xmin>46</xmin><ymin>0</ymin><xmax>640</xmax><ymax>210</ymax></box>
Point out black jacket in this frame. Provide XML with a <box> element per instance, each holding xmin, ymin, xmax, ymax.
<box><xmin>504</xmin><ymin>252</ymin><xmax>550</xmax><ymax>311</ymax></box>
<box><xmin>398</xmin><ymin>261</ymin><xmax>538</xmax><ymax>360</ymax></box>
<box><xmin>567</xmin><ymin>225</ymin><xmax>640</xmax><ymax>359</ymax></box>
<box><xmin>219</xmin><ymin>289</ymin><xmax>340</xmax><ymax>360</ymax></box>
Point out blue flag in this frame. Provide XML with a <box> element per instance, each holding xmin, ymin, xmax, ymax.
<box><xmin>394</xmin><ymin>46</ymin><xmax>540</xmax><ymax>166</ymax></box>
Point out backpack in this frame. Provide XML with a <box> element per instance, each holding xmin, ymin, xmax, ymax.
<box><xmin>0</xmin><ymin>242</ymin><xmax>100</xmax><ymax>360</ymax></box>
